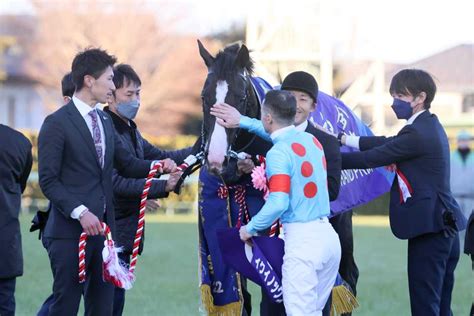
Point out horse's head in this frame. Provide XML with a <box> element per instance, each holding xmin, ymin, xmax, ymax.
<box><xmin>198</xmin><ymin>40</ymin><xmax>257</xmax><ymax>176</ymax></box>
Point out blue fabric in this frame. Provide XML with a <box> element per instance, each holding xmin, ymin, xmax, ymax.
<box><xmin>243</xmin><ymin>84</ymin><xmax>394</xmax><ymax>215</ymax></box>
<box><xmin>198</xmin><ymin>167</ymin><xmax>266</xmax><ymax>308</ymax></box>
<box><xmin>250</xmin><ymin>77</ymin><xmax>273</xmax><ymax>105</ymax></box>
<box><xmin>309</xmin><ymin>92</ymin><xmax>395</xmax><ymax>214</ymax></box>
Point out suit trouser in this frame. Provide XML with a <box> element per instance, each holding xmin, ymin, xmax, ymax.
<box><xmin>37</xmin><ymin>236</ymin><xmax>53</xmax><ymax>316</ymax></box>
<box><xmin>282</xmin><ymin>218</ymin><xmax>341</xmax><ymax>316</ymax></box>
<box><xmin>47</xmin><ymin>236</ymin><xmax>114</xmax><ymax>316</ymax></box>
<box><xmin>0</xmin><ymin>277</ymin><xmax>16</xmax><ymax>316</ymax></box>
<box><xmin>408</xmin><ymin>231</ymin><xmax>459</xmax><ymax>316</ymax></box>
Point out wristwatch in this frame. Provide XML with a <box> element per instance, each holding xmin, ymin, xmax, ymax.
<box><xmin>337</xmin><ymin>131</ymin><xmax>345</xmax><ymax>146</ymax></box>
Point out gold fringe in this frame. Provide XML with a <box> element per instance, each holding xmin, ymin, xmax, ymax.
<box><xmin>330</xmin><ymin>285</ymin><xmax>359</xmax><ymax>315</ymax></box>
<box><xmin>200</xmin><ymin>284</ymin><xmax>242</xmax><ymax>316</ymax></box>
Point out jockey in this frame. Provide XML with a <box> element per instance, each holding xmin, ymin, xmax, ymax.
<box><xmin>218</xmin><ymin>90</ymin><xmax>341</xmax><ymax>315</ymax></box>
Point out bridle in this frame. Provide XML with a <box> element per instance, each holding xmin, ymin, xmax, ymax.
<box><xmin>200</xmin><ymin>71</ymin><xmax>258</xmax><ymax>164</ymax></box>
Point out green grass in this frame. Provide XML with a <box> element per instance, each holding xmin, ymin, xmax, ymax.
<box><xmin>16</xmin><ymin>216</ymin><xmax>472</xmax><ymax>315</ymax></box>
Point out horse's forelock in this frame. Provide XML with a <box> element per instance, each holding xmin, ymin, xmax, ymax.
<box><xmin>211</xmin><ymin>44</ymin><xmax>254</xmax><ymax>80</ymax></box>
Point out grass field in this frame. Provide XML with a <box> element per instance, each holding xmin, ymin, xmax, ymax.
<box><xmin>16</xmin><ymin>215</ymin><xmax>472</xmax><ymax>316</ymax></box>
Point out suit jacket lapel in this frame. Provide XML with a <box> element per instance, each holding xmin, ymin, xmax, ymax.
<box><xmin>304</xmin><ymin>121</ymin><xmax>317</xmax><ymax>134</ymax></box>
<box><xmin>66</xmin><ymin>102</ymin><xmax>102</xmax><ymax>169</ymax></box>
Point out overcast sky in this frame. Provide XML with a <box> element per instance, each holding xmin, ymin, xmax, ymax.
<box><xmin>2</xmin><ymin>0</ymin><xmax>473</xmax><ymax>64</ymax></box>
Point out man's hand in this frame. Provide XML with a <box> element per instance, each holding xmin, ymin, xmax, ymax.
<box><xmin>161</xmin><ymin>158</ymin><xmax>177</xmax><ymax>174</ymax></box>
<box><xmin>239</xmin><ymin>225</ymin><xmax>253</xmax><ymax>242</ymax></box>
<box><xmin>79</xmin><ymin>211</ymin><xmax>103</xmax><ymax>236</ymax></box>
<box><xmin>145</xmin><ymin>199</ymin><xmax>160</xmax><ymax>213</ymax></box>
<box><xmin>237</xmin><ymin>158</ymin><xmax>255</xmax><ymax>175</ymax></box>
<box><xmin>210</xmin><ymin>103</ymin><xmax>241</xmax><ymax>128</ymax></box>
<box><xmin>165</xmin><ymin>171</ymin><xmax>183</xmax><ymax>192</ymax></box>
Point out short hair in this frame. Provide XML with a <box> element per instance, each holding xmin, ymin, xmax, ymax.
<box><xmin>263</xmin><ymin>90</ymin><xmax>296</xmax><ymax>125</ymax></box>
<box><xmin>61</xmin><ymin>72</ymin><xmax>75</xmax><ymax>98</ymax></box>
<box><xmin>71</xmin><ymin>48</ymin><xmax>117</xmax><ymax>91</ymax></box>
<box><xmin>389</xmin><ymin>69</ymin><xmax>437</xmax><ymax>109</ymax></box>
<box><xmin>113</xmin><ymin>64</ymin><xmax>142</xmax><ymax>90</ymax></box>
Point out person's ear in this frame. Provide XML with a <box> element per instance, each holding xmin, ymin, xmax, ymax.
<box><xmin>415</xmin><ymin>92</ymin><xmax>426</xmax><ymax>105</ymax></box>
<box><xmin>262</xmin><ymin>112</ymin><xmax>269</xmax><ymax>124</ymax></box>
<box><xmin>84</xmin><ymin>75</ymin><xmax>95</xmax><ymax>89</ymax></box>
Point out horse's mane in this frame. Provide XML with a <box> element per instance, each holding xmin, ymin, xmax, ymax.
<box><xmin>212</xmin><ymin>43</ymin><xmax>254</xmax><ymax>80</ymax></box>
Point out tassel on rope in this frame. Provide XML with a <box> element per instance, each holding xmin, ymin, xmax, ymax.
<box><xmin>78</xmin><ymin>155</ymin><xmax>200</xmax><ymax>288</ymax></box>
<box><xmin>330</xmin><ymin>285</ymin><xmax>359</xmax><ymax>315</ymax></box>
<box><xmin>78</xmin><ymin>223</ymin><xmax>134</xmax><ymax>289</ymax></box>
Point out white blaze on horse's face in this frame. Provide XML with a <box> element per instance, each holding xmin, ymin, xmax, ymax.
<box><xmin>207</xmin><ymin>80</ymin><xmax>229</xmax><ymax>172</ymax></box>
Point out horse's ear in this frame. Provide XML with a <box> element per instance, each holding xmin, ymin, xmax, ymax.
<box><xmin>198</xmin><ymin>39</ymin><xmax>214</xmax><ymax>68</ymax></box>
<box><xmin>234</xmin><ymin>44</ymin><xmax>250</xmax><ymax>70</ymax></box>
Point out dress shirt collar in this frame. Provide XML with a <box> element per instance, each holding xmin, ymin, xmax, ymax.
<box><xmin>294</xmin><ymin>120</ymin><xmax>308</xmax><ymax>132</ymax></box>
<box><xmin>406</xmin><ymin>110</ymin><xmax>426</xmax><ymax>125</ymax></box>
<box><xmin>72</xmin><ymin>95</ymin><xmax>99</xmax><ymax>117</ymax></box>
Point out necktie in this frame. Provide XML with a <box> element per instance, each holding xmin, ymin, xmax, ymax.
<box><xmin>88</xmin><ymin>110</ymin><xmax>104</xmax><ymax>167</ymax></box>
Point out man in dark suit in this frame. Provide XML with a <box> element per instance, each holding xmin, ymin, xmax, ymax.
<box><xmin>105</xmin><ymin>64</ymin><xmax>191</xmax><ymax>316</ymax></box>
<box><xmin>0</xmin><ymin>125</ymin><xmax>32</xmax><ymax>316</ymax></box>
<box><xmin>38</xmin><ymin>48</ymin><xmax>171</xmax><ymax>316</ymax></box>
<box><xmin>35</xmin><ymin>72</ymin><xmax>76</xmax><ymax>316</ymax></box>
<box><xmin>339</xmin><ymin>69</ymin><xmax>466</xmax><ymax>316</ymax></box>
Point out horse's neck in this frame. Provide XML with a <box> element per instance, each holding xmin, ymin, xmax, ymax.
<box><xmin>244</xmin><ymin>78</ymin><xmax>260</xmax><ymax>119</ymax></box>
<box><xmin>233</xmin><ymin>82</ymin><xmax>260</xmax><ymax>152</ymax></box>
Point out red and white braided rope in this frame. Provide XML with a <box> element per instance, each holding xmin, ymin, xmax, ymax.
<box><xmin>129</xmin><ymin>160</ymin><xmax>163</xmax><ymax>273</ymax></box>
<box><xmin>129</xmin><ymin>156</ymin><xmax>198</xmax><ymax>274</ymax></box>
<box><xmin>78</xmin><ymin>222</ymin><xmax>111</xmax><ymax>283</ymax></box>
<box><xmin>78</xmin><ymin>156</ymin><xmax>198</xmax><ymax>282</ymax></box>
<box><xmin>218</xmin><ymin>184</ymin><xmax>250</xmax><ymax>228</ymax></box>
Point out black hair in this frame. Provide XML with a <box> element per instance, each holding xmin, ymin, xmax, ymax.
<box><xmin>61</xmin><ymin>72</ymin><xmax>75</xmax><ymax>98</ymax></box>
<box><xmin>389</xmin><ymin>69</ymin><xmax>437</xmax><ymax>109</ymax></box>
<box><xmin>71</xmin><ymin>48</ymin><xmax>117</xmax><ymax>91</ymax></box>
<box><xmin>113</xmin><ymin>64</ymin><xmax>141</xmax><ymax>90</ymax></box>
<box><xmin>263</xmin><ymin>90</ymin><xmax>297</xmax><ymax>124</ymax></box>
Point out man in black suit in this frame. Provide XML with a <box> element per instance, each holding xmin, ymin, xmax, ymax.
<box><xmin>0</xmin><ymin>125</ymin><xmax>32</xmax><ymax>316</ymax></box>
<box><xmin>38</xmin><ymin>48</ymin><xmax>171</xmax><ymax>316</ymax></box>
<box><xmin>34</xmin><ymin>72</ymin><xmax>75</xmax><ymax>316</ymax></box>
<box><xmin>105</xmin><ymin>64</ymin><xmax>191</xmax><ymax>316</ymax></box>
<box><xmin>339</xmin><ymin>69</ymin><xmax>466</xmax><ymax>316</ymax></box>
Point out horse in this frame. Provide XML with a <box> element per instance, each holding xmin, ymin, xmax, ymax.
<box><xmin>197</xmin><ymin>40</ymin><xmax>266</xmax><ymax>179</ymax></box>
<box><xmin>196</xmin><ymin>40</ymin><xmax>275</xmax><ymax>315</ymax></box>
